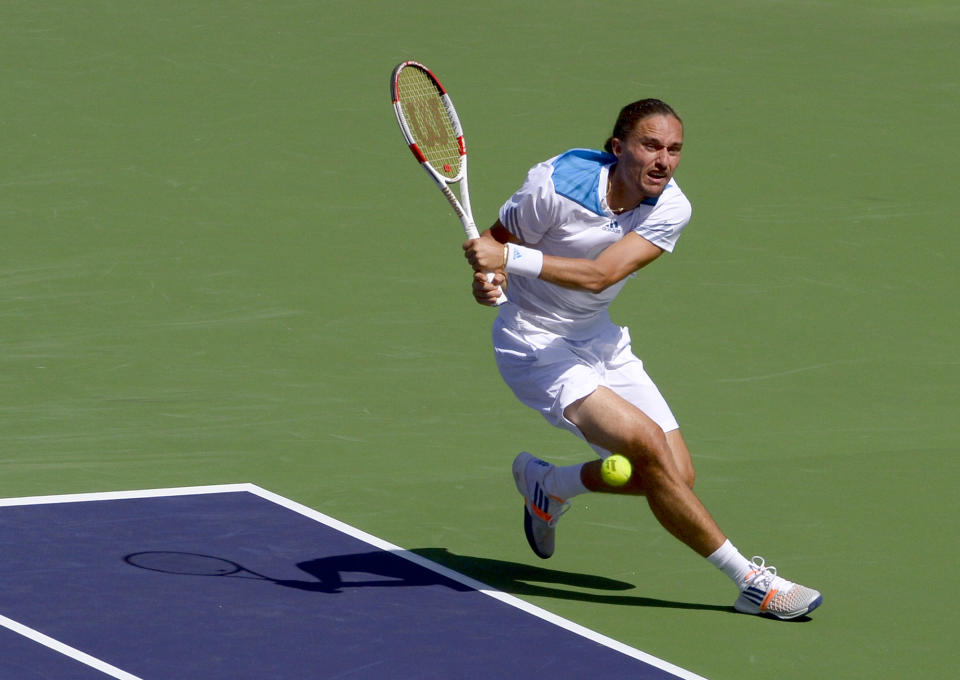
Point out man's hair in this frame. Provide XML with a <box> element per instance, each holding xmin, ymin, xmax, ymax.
<box><xmin>603</xmin><ymin>99</ymin><xmax>682</xmax><ymax>153</ymax></box>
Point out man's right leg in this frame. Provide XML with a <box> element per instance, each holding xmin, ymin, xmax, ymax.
<box><xmin>563</xmin><ymin>386</ymin><xmax>823</xmax><ymax>619</ymax></box>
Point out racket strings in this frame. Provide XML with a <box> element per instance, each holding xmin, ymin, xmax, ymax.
<box><xmin>396</xmin><ymin>67</ymin><xmax>462</xmax><ymax>179</ymax></box>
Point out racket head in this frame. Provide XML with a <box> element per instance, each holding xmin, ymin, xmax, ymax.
<box><xmin>124</xmin><ymin>551</ymin><xmax>246</xmax><ymax>577</ymax></box>
<box><xmin>391</xmin><ymin>61</ymin><xmax>466</xmax><ymax>182</ymax></box>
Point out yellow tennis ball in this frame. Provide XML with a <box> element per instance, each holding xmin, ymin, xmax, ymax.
<box><xmin>601</xmin><ymin>454</ymin><xmax>632</xmax><ymax>487</ymax></box>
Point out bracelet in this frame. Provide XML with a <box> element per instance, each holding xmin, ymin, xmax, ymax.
<box><xmin>504</xmin><ymin>243</ymin><xmax>544</xmax><ymax>278</ymax></box>
<box><xmin>502</xmin><ymin>243</ymin><xmax>509</xmax><ymax>270</ymax></box>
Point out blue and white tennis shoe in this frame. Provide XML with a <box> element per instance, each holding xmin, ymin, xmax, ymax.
<box><xmin>512</xmin><ymin>452</ymin><xmax>570</xmax><ymax>559</ymax></box>
<box><xmin>734</xmin><ymin>556</ymin><xmax>823</xmax><ymax>619</ymax></box>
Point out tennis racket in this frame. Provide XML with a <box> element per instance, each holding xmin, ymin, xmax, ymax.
<box><xmin>390</xmin><ymin>60</ymin><xmax>506</xmax><ymax>304</ymax></box>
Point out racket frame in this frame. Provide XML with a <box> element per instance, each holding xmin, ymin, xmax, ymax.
<box><xmin>391</xmin><ymin>60</ymin><xmax>505</xmax><ymax>304</ymax></box>
<box><xmin>390</xmin><ymin>60</ymin><xmax>480</xmax><ymax>240</ymax></box>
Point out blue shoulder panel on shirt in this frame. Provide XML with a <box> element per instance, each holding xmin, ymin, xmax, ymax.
<box><xmin>551</xmin><ymin>149</ymin><xmax>658</xmax><ymax>214</ymax></box>
<box><xmin>550</xmin><ymin>149</ymin><xmax>614</xmax><ymax>215</ymax></box>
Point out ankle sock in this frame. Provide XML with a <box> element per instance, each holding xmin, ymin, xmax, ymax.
<box><xmin>548</xmin><ymin>462</ymin><xmax>589</xmax><ymax>499</ymax></box>
<box><xmin>707</xmin><ymin>539</ymin><xmax>754</xmax><ymax>588</ymax></box>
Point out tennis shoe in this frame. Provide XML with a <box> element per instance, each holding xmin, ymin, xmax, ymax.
<box><xmin>512</xmin><ymin>452</ymin><xmax>570</xmax><ymax>559</ymax></box>
<box><xmin>734</xmin><ymin>557</ymin><xmax>823</xmax><ymax>620</ymax></box>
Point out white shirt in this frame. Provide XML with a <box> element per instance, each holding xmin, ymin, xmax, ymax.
<box><xmin>497</xmin><ymin>149</ymin><xmax>692</xmax><ymax>339</ymax></box>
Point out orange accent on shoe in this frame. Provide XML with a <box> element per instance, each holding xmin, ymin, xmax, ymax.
<box><xmin>528</xmin><ymin>501</ymin><xmax>553</xmax><ymax>522</ymax></box>
<box><xmin>760</xmin><ymin>588</ymin><xmax>779</xmax><ymax>611</ymax></box>
<box><xmin>526</xmin><ymin>494</ymin><xmax>566</xmax><ymax>523</ymax></box>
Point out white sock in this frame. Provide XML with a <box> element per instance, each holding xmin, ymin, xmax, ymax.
<box><xmin>548</xmin><ymin>463</ymin><xmax>589</xmax><ymax>500</ymax></box>
<box><xmin>707</xmin><ymin>539</ymin><xmax>754</xmax><ymax>589</ymax></box>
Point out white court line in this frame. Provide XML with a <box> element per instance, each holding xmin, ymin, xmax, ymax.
<box><xmin>1</xmin><ymin>483</ymin><xmax>708</xmax><ymax>680</ymax></box>
<box><xmin>0</xmin><ymin>483</ymin><xmax>253</xmax><ymax>507</ymax></box>
<box><xmin>0</xmin><ymin>614</ymin><xmax>142</xmax><ymax>680</ymax></box>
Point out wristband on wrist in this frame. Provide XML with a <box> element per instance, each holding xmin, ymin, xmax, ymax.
<box><xmin>504</xmin><ymin>243</ymin><xmax>544</xmax><ymax>278</ymax></box>
<box><xmin>502</xmin><ymin>243</ymin><xmax>509</xmax><ymax>270</ymax></box>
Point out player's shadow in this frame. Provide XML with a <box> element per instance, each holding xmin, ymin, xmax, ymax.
<box><xmin>410</xmin><ymin>547</ymin><xmax>732</xmax><ymax>614</ymax></box>
<box><xmin>291</xmin><ymin>551</ymin><xmax>475</xmax><ymax>593</ymax></box>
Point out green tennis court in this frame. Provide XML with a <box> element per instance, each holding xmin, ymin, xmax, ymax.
<box><xmin>3</xmin><ymin>1</ymin><xmax>957</xmax><ymax>678</ymax></box>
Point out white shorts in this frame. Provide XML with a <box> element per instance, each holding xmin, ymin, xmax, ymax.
<box><xmin>492</xmin><ymin>314</ymin><xmax>679</xmax><ymax>458</ymax></box>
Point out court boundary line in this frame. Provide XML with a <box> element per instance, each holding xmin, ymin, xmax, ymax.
<box><xmin>1</xmin><ymin>483</ymin><xmax>708</xmax><ymax>680</ymax></box>
<box><xmin>0</xmin><ymin>614</ymin><xmax>143</xmax><ymax>680</ymax></box>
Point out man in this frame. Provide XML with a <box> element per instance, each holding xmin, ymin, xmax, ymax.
<box><xmin>462</xmin><ymin>99</ymin><xmax>822</xmax><ymax>620</ymax></box>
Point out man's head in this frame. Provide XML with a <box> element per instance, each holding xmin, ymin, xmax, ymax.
<box><xmin>604</xmin><ymin>99</ymin><xmax>683</xmax><ymax>153</ymax></box>
<box><xmin>605</xmin><ymin>99</ymin><xmax>684</xmax><ymax>200</ymax></box>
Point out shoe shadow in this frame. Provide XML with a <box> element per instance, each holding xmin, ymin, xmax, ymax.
<box><xmin>410</xmin><ymin>547</ymin><xmax>732</xmax><ymax>614</ymax></box>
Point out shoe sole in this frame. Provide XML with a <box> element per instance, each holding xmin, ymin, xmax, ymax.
<box><xmin>523</xmin><ymin>505</ymin><xmax>552</xmax><ymax>559</ymax></box>
<box><xmin>513</xmin><ymin>453</ymin><xmax>553</xmax><ymax>559</ymax></box>
<box><xmin>735</xmin><ymin>593</ymin><xmax>824</xmax><ymax>620</ymax></box>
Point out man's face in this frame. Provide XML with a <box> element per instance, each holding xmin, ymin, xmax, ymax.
<box><xmin>611</xmin><ymin>114</ymin><xmax>684</xmax><ymax>199</ymax></box>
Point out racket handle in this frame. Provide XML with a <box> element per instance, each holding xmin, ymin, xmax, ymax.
<box><xmin>462</xmin><ymin>218</ymin><xmax>505</xmax><ymax>305</ymax></box>
<box><xmin>485</xmin><ymin>272</ymin><xmax>507</xmax><ymax>306</ymax></box>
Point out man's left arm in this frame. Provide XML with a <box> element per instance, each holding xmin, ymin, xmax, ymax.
<box><xmin>464</xmin><ymin>227</ymin><xmax>665</xmax><ymax>294</ymax></box>
<box><xmin>537</xmin><ymin>232</ymin><xmax>664</xmax><ymax>293</ymax></box>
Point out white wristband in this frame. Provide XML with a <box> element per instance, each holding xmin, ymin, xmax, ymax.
<box><xmin>504</xmin><ymin>243</ymin><xmax>543</xmax><ymax>278</ymax></box>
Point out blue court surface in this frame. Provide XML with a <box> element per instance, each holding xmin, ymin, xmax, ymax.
<box><xmin>0</xmin><ymin>484</ymin><xmax>705</xmax><ymax>679</ymax></box>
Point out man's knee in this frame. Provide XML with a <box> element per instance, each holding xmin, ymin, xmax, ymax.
<box><xmin>621</xmin><ymin>427</ymin><xmax>695</xmax><ymax>490</ymax></box>
<box><xmin>620</xmin><ymin>427</ymin><xmax>670</xmax><ymax>473</ymax></box>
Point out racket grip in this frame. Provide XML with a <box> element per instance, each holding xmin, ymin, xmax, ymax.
<box><xmin>485</xmin><ymin>271</ymin><xmax>507</xmax><ymax>306</ymax></box>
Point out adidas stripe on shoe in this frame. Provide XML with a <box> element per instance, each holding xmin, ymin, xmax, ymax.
<box><xmin>512</xmin><ymin>452</ymin><xmax>570</xmax><ymax>559</ymax></box>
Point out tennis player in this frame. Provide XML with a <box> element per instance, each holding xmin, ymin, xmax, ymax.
<box><xmin>463</xmin><ymin>99</ymin><xmax>822</xmax><ymax>620</ymax></box>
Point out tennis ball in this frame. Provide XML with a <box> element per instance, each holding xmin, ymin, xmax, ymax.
<box><xmin>601</xmin><ymin>454</ymin><xmax>632</xmax><ymax>487</ymax></box>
